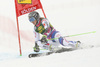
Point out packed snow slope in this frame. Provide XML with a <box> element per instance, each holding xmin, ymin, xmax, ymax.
<box><xmin>0</xmin><ymin>0</ymin><xmax>100</xmax><ymax>67</ymax></box>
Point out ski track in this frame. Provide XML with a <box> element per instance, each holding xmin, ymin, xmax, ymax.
<box><xmin>0</xmin><ymin>47</ymin><xmax>100</xmax><ymax>67</ymax></box>
<box><xmin>0</xmin><ymin>45</ymin><xmax>99</xmax><ymax>61</ymax></box>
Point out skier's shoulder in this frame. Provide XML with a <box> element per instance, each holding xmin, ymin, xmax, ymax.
<box><xmin>40</xmin><ymin>17</ymin><xmax>49</xmax><ymax>23</ymax></box>
<box><xmin>33</xmin><ymin>26</ymin><xmax>36</xmax><ymax>31</ymax></box>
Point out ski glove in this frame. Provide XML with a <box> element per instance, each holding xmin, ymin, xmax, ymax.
<box><xmin>41</xmin><ymin>35</ymin><xmax>47</xmax><ymax>44</ymax></box>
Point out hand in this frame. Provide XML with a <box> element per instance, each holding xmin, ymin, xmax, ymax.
<box><xmin>41</xmin><ymin>35</ymin><xmax>47</xmax><ymax>44</ymax></box>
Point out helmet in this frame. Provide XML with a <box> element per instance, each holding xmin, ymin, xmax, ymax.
<box><xmin>28</xmin><ymin>11</ymin><xmax>40</xmax><ymax>22</ymax></box>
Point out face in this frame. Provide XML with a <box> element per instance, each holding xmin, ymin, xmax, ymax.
<box><xmin>31</xmin><ymin>20</ymin><xmax>37</xmax><ymax>25</ymax></box>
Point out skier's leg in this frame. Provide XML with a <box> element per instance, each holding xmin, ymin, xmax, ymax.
<box><xmin>51</xmin><ymin>31</ymin><xmax>80</xmax><ymax>48</ymax></box>
<box><xmin>59</xmin><ymin>37</ymin><xmax>80</xmax><ymax>48</ymax></box>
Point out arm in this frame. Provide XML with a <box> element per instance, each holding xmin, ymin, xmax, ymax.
<box><xmin>33</xmin><ymin>30</ymin><xmax>51</xmax><ymax>51</ymax></box>
<box><xmin>33</xmin><ymin>30</ymin><xmax>50</xmax><ymax>50</ymax></box>
<box><xmin>33</xmin><ymin>29</ymin><xmax>40</xmax><ymax>42</ymax></box>
<box><xmin>42</xmin><ymin>19</ymin><xmax>50</xmax><ymax>30</ymax></box>
<box><xmin>42</xmin><ymin>18</ymin><xmax>54</xmax><ymax>34</ymax></box>
<box><xmin>33</xmin><ymin>29</ymin><xmax>44</xmax><ymax>47</ymax></box>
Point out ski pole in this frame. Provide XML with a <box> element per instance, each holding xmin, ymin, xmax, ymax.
<box><xmin>47</xmin><ymin>31</ymin><xmax>96</xmax><ymax>41</ymax></box>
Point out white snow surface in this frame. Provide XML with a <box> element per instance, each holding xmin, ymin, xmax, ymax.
<box><xmin>0</xmin><ymin>0</ymin><xmax>100</xmax><ymax>67</ymax></box>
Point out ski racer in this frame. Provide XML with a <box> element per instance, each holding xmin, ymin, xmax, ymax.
<box><xmin>28</xmin><ymin>11</ymin><xmax>81</xmax><ymax>52</ymax></box>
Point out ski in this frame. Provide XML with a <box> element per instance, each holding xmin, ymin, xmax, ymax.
<box><xmin>28</xmin><ymin>47</ymin><xmax>75</xmax><ymax>58</ymax></box>
<box><xmin>28</xmin><ymin>44</ymin><xmax>95</xmax><ymax>58</ymax></box>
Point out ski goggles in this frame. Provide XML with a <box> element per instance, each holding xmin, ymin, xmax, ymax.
<box><xmin>29</xmin><ymin>17</ymin><xmax>36</xmax><ymax>22</ymax></box>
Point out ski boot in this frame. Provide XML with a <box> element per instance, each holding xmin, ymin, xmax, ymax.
<box><xmin>75</xmin><ymin>41</ymin><xmax>81</xmax><ymax>48</ymax></box>
<box><xmin>33</xmin><ymin>43</ymin><xmax>40</xmax><ymax>52</ymax></box>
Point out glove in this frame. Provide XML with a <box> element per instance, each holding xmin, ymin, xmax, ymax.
<box><xmin>41</xmin><ymin>35</ymin><xmax>47</xmax><ymax>44</ymax></box>
<box><xmin>33</xmin><ymin>43</ymin><xmax>40</xmax><ymax>52</ymax></box>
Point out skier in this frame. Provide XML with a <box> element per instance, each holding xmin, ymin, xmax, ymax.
<box><xmin>28</xmin><ymin>11</ymin><xmax>81</xmax><ymax>52</ymax></box>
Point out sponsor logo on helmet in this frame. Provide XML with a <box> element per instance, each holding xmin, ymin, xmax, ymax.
<box><xmin>17</xmin><ymin>0</ymin><xmax>32</xmax><ymax>4</ymax></box>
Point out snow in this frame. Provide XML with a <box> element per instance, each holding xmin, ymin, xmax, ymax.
<box><xmin>0</xmin><ymin>48</ymin><xmax>100</xmax><ymax>67</ymax></box>
<box><xmin>0</xmin><ymin>0</ymin><xmax>100</xmax><ymax>67</ymax></box>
